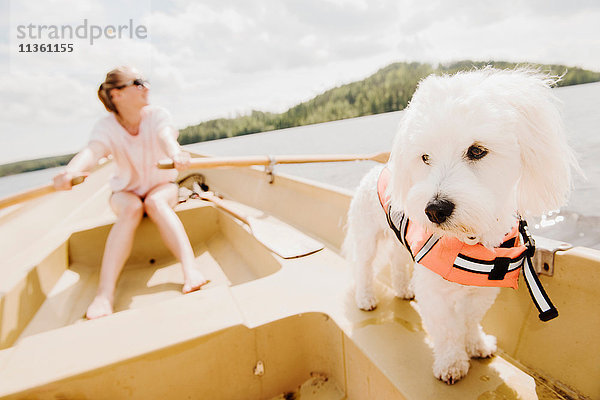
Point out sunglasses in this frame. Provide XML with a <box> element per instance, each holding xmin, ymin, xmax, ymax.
<box><xmin>115</xmin><ymin>78</ymin><xmax>150</xmax><ymax>90</ymax></box>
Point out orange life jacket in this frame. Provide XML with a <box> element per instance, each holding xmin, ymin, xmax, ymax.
<box><xmin>377</xmin><ymin>167</ymin><xmax>558</xmax><ymax>321</ymax></box>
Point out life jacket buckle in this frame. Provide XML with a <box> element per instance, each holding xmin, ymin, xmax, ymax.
<box><xmin>518</xmin><ymin>218</ymin><xmax>536</xmax><ymax>258</ymax></box>
<box><xmin>489</xmin><ymin>257</ymin><xmax>511</xmax><ymax>280</ymax></box>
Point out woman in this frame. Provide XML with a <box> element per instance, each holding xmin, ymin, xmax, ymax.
<box><xmin>54</xmin><ymin>66</ymin><xmax>209</xmax><ymax>319</ymax></box>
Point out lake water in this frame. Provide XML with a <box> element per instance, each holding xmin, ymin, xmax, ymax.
<box><xmin>1</xmin><ymin>82</ymin><xmax>599</xmax><ymax>249</ymax></box>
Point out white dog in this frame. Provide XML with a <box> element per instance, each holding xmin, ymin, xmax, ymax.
<box><xmin>344</xmin><ymin>68</ymin><xmax>578</xmax><ymax>384</ymax></box>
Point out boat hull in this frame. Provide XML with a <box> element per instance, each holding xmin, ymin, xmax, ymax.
<box><xmin>0</xmin><ymin>162</ymin><xmax>598</xmax><ymax>399</ymax></box>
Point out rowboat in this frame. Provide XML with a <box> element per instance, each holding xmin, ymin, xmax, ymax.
<box><xmin>0</xmin><ymin>152</ymin><xmax>598</xmax><ymax>399</ymax></box>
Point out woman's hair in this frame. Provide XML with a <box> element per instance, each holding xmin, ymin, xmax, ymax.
<box><xmin>97</xmin><ymin>66</ymin><xmax>135</xmax><ymax>114</ymax></box>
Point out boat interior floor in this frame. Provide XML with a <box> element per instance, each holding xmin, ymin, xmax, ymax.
<box><xmin>16</xmin><ymin>200</ymin><xmax>283</xmax><ymax>342</ymax></box>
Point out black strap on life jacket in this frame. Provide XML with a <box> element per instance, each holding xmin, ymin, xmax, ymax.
<box><xmin>518</xmin><ymin>219</ymin><xmax>559</xmax><ymax>321</ymax></box>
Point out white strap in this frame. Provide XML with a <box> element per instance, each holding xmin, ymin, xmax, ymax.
<box><xmin>415</xmin><ymin>234</ymin><xmax>441</xmax><ymax>262</ymax></box>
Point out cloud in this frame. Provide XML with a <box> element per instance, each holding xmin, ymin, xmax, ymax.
<box><xmin>146</xmin><ymin>0</ymin><xmax>400</xmax><ymax>75</ymax></box>
<box><xmin>284</xmin><ymin>0</ymin><xmax>399</xmax><ymax>35</ymax></box>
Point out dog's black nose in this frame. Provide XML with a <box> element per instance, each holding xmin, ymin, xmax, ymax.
<box><xmin>425</xmin><ymin>198</ymin><xmax>455</xmax><ymax>224</ymax></box>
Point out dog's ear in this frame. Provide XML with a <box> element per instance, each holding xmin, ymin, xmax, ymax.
<box><xmin>388</xmin><ymin>113</ymin><xmax>413</xmax><ymax>207</ymax></box>
<box><xmin>509</xmin><ymin>70</ymin><xmax>579</xmax><ymax>216</ymax></box>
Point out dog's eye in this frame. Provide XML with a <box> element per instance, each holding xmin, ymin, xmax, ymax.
<box><xmin>466</xmin><ymin>145</ymin><xmax>488</xmax><ymax>161</ymax></box>
<box><xmin>421</xmin><ymin>154</ymin><xmax>430</xmax><ymax>165</ymax></box>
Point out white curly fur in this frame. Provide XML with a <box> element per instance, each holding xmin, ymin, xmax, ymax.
<box><xmin>344</xmin><ymin>68</ymin><xmax>579</xmax><ymax>384</ymax></box>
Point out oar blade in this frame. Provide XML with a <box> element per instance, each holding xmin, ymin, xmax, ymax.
<box><xmin>370</xmin><ymin>151</ymin><xmax>391</xmax><ymax>164</ymax></box>
<box><xmin>247</xmin><ymin>216</ymin><xmax>324</xmax><ymax>259</ymax></box>
<box><xmin>194</xmin><ymin>187</ymin><xmax>324</xmax><ymax>259</ymax></box>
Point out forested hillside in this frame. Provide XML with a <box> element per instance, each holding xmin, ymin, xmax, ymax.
<box><xmin>178</xmin><ymin>61</ymin><xmax>600</xmax><ymax>145</ymax></box>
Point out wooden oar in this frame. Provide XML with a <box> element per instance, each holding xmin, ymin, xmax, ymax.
<box><xmin>158</xmin><ymin>151</ymin><xmax>390</xmax><ymax>169</ymax></box>
<box><xmin>195</xmin><ymin>187</ymin><xmax>324</xmax><ymax>259</ymax></box>
<box><xmin>0</xmin><ymin>176</ymin><xmax>86</xmax><ymax>210</ymax></box>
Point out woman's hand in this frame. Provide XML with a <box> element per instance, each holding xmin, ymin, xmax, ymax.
<box><xmin>53</xmin><ymin>143</ymin><xmax>102</xmax><ymax>190</ymax></box>
<box><xmin>172</xmin><ymin>151</ymin><xmax>191</xmax><ymax>170</ymax></box>
<box><xmin>53</xmin><ymin>170</ymin><xmax>85</xmax><ymax>190</ymax></box>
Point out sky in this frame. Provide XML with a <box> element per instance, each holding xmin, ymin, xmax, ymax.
<box><xmin>0</xmin><ymin>0</ymin><xmax>599</xmax><ymax>164</ymax></box>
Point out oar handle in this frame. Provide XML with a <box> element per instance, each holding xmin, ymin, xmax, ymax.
<box><xmin>0</xmin><ymin>176</ymin><xmax>86</xmax><ymax>210</ymax></box>
<box><xmin>70</xmin><ymin>176</ymin><xmax>86</xmax><ymax>186</ymax></box>
<box><xmin>158</xmin><ymin>160</ymin><xmax>175</xmax><ymax>169</ymax></box>
<box><xmin>157</xmin><ymin>152</ymin><xmax>390</xmax><ymax>170</ymax></box>
<box><xmin>158</xmin><ymin>156</ymin><xmax>275</xmax><ymax>170</ymax></box>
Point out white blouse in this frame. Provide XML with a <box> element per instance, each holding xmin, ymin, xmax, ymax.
<box><xmin>89</xmin><ymin>105</ymin><xmax>179</xmax><ymax>197</ymax></box>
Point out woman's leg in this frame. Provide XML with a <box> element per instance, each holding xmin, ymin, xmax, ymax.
<box><xmin>143</xmin><ymin>183</ymin><xmax>209</xmax><ymax>293</ymax></box>
<box><xmin>86</xmin><ymin>192</ymin><xmax>144</xmax><ymax>319</ymax></box>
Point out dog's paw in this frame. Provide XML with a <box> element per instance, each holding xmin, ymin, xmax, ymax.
<box><xmin>393</xmin><ymin>285</ymin><xmax>415</xmax><ymax>300</ymax></box>
<box><xmin>467</xmin><ymin>332</ymin><xmax>497</xmax><ymax>359</ymax></box>
<box><xmin>355</xmin><ymin>292</ymin><xmax>378</xmax><ymax>311</ymax></box>
<box><xmin>433</xmin><ymin>358</ymin><xmax>470</xmax><ymax>385</ymax></box>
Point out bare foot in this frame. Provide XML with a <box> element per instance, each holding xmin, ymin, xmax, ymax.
<box><xmin>182</xmin><ymin>268</ymin><xmax>210</xmax><ymax>294</ymax></box>
<box><xmin>86</xmin><ymin>295</ymin><xmax>114</xmax><ymax>319</ymax></box>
